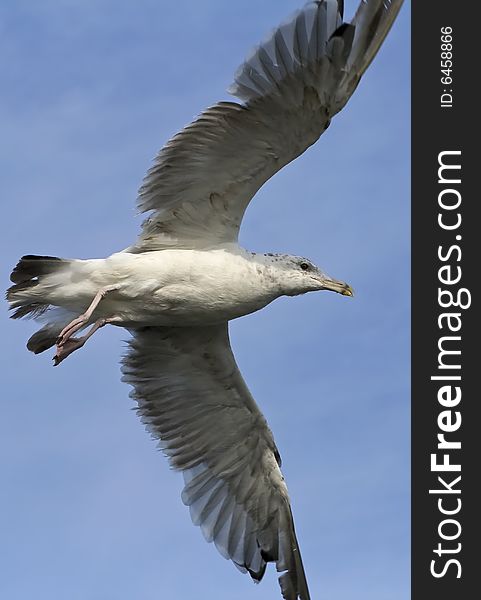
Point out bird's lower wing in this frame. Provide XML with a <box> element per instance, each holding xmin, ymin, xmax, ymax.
<box><xmin>128</xmin><ymin>0</ymin><xmax>403</xmax><ymax>253</ymax></box>
<box><xmin>122</xmin><ymin>324</ymin><xmax>310</xmax><ymax>600</ymax></box>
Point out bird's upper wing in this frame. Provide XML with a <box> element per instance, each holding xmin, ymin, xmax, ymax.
<box><xmin>128</xmin><ymin>0</ymin><xmax>403</xmax><ymax>252</ymax></box>
<box><xmin>122</xmin><ymin>324</ymin><xmax>311</xmax><ymax>600</ymax></box>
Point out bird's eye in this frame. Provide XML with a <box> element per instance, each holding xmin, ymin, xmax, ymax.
<box><xmin>300</xmin><ymin>263</ymin><xmax>310</xmax><ymax>271</ymax></box>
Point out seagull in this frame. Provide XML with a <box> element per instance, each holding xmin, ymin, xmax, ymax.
<box><xmin>7</xmin><ymin>1</ymin><xmax>403</xmax><ymax>599</ymax></box>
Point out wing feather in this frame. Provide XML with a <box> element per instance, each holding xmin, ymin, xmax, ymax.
<box><xmin>127</xmin><ymin>0</ymin><xmax>403</xmax><ymax>252</ymax></box>
<box><xmin>122</xmin><ymin>324</ymin><xmax>311</xmax><ymax>600</ymax></box>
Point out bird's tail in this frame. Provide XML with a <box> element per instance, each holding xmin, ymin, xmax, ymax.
<box><xmin>6</xmin><ymin>255</ymin><xmax>76</xmax><ymax>353</ymax></box>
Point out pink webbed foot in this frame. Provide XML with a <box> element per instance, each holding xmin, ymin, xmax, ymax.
<box><xmin>53</xmin><ymin>337</ymin><xmax>87</xmax><ymax>366</ymax></box>
<box><xmin>56</xmin><ymin>317</ymin><xmax>89</xmax><ymax>348</ymax></box>
<box><xmin>53</xmin><ymin>318</ymin><xmax>109</xmax><ymax>366</ymax></box>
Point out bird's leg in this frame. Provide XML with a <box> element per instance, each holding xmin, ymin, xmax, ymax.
<box><xmin>53</xmin><ymin>317</ymin><xmax>117</xmax><ymax>366</ymax></box>
<box><xmin>56</xmin><ymin>285</ymin><xmax>119</xmax><ymax>347</ymax></box>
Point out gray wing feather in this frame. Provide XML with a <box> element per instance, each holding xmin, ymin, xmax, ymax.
<box><xmin>122</xmin><ymin>325</ymin><xmax>311</xmax><ymax>600</ymax></box>
<box><xmin>128</xmin><ymin>0</ymin><xmax>402</xmax><ymax>252</ymax></box>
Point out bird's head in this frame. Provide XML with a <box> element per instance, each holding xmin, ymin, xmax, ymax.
<box><xmin>266</xmin><ymin>254</ymin><xmax>354</xmax><ymax>298</ymax></box>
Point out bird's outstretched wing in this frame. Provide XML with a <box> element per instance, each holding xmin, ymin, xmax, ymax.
<box><xmin>122</xmin><ymin>325</ymin><xmax>311</xmax><ymax>600</ymax></box>
<box><xmin>128</xmin><ymin>0</ymin><xmax>403</xmax><ymax>252</ymax></box>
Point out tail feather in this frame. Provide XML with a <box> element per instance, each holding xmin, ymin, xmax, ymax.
<box><xmin>7</xmin><ymin>255</ymin><xmax>75</xmax><ymax>354</ymax></box>
<box><xmin>7</xmin><ymin>254</ymin><xmax>69</xmax><ymax>319</ymax></box>
<box><xmin>10</xmin><ymin>302</ymin><xmax>49</xmax><ymax>320</ymax></box>
<box><xmin>9</xmin><ymin>255</ymin><xmax>66</xmax><ymax>284</ymax></box>
<box><xmin>27</xmin><ymin>322</ymin><xmax>63</xmax><ymax>354</ymax></box>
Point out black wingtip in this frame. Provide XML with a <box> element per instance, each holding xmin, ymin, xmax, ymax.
<box><xmin>330</xmin><ymin>22</ymin><xmax>355</xmax><ymax>40</ymax></box>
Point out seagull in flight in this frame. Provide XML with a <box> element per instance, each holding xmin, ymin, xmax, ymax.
<box><xmin>7</xmin><ymin>1</ymin><xmax>403</xmax><ymax>598</ymax></box>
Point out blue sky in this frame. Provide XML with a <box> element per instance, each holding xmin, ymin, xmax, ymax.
<box><xmin>0</xmin><ymin>1</ymin><xmax>410</xmax><ymax>599</ymax></box>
